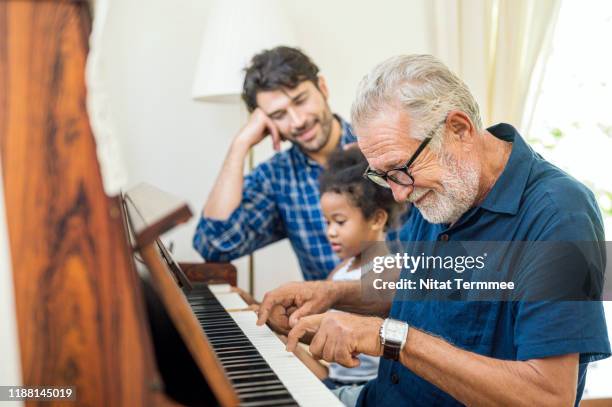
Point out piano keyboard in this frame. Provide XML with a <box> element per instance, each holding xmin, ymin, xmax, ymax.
<box><xmin>187</xmin><ymin>284</ymin><xmax>343</xmax><ymax>407</ymax></box>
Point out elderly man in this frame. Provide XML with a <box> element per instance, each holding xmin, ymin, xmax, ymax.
<box><xmin>257</xmin><ymin>55</ymin><xmax>610</xmax><ymax>406</ymax></box>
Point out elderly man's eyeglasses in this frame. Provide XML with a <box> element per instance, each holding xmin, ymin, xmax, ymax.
<box><xmin>362</xmin><ymin>119</ymin><xmax>445</xmax><ymax>188</ymax></box>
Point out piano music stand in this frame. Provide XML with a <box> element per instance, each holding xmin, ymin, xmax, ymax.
<box><xmin>121</xmin><ymin>192</ymin><xmax>193</xmax><ymax>292</ymax></box>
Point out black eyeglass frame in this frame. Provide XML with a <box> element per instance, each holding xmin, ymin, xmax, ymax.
<box><xmin>362</xmin><ymin>118</ymin><xmax>446</xmax><ymax>188</ymax></box>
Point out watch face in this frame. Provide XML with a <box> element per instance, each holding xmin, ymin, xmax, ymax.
<box><xmin>386</xmin><ymin>320</ymin><xmax>407</xmax><ymax>343</ymax></box>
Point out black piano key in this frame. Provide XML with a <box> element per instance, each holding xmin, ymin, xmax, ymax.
<box><xmin>197</xmin><ymin>326</ymin><xmax>245</xmax><ymax>334</ymax></box>
<box><xmin>186</xmin><ymin>285</ymin><xmax>299</xmax><ymax>406</ymax></box>
<box><xmin>217</xmin><ymin>359</ymin><xmax>267</xmax><ymax>369</ymax></box>
<box><xmin>204</xmin><ymin>330</ymin><xmax>248</xmax><ymax>340</ymax></box>
<box><xmin>226</xmin><ymin>368</ymin><xmax>274</xmax><ymax>376</ymax></box>
<box><xmin>211</xmin><ymin>345</ymin><xmax>258</xmax><ymax>353</ymax></box>
<box><xmin>213</xmin><ymin>354</ymin><xmax>263</xmax><ymax>363</ymax></box>
<box><xmin>235</xmin><ymin>384</ymin><xmax>288</xmax><ymax>394</ymax></box>
<box><xmin>239</xmin><ymin>392</ymin><xmax>299</xmax><ymax>404</ymax></box>
<box><xmin>233</xmin><ymin>379</ymin><xmax>285</xmax><ymax>389</ymax></box>
<box><xmin>207</xmin><ymin>336</ymin><xmax>252</xmax><ymax>344</ymax></box>
<box><xmin>223</xmin><ymin>362</ymin><xmax>271</xmax><ymax>372</ymax></box>
<box><xmin>241</xmin><ymin>390</ymin><xmax>297</xmax><ymax>399</ymax></box>
<box><xmin>224</xmin><ymin>363</ymin><xmax>271</xmax><ymax>372</ymax></box>
<box><xmin>208</xmin><ymin>340</ymin><xmax>254</xmax><ymax>349</ymax></box>
<box><xmin>228</xmin><ymin>372</ymin><xmax>278</xmax><ymax>381</ymax></box>
<box><xmin>197</xmin><ymin>320</ymin><xmax>235</xmax><ymax>327</ymax></box>
<box><xmin>231</xmin><ymin>374</ymin><xmax>287</xmax><ymax>385</ymax></box>
<box><xmin>215</xmin><ymin>349</ymin><xmax>261</xmax><ymax>357</ymax></box>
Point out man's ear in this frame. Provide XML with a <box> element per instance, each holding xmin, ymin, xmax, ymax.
<box><xmin>446</xmin><ymin>110</ymin><xmax>476</xmax><ymax>152</ymax></box>
<box><xmin>317</xmin><ymin>75</ymin><xmax>330</xmax><ymax>100</ymax></box>
<box><xmin>446</xmin><ymin>111</ymin><xmax>473</xmax><ymax>139</ymax></box>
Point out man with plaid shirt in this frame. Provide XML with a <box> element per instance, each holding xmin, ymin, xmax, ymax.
<box><xmin>193</xmin><ymin>47</ymin><xmax>363</xmax><ymax>280</ymax></box>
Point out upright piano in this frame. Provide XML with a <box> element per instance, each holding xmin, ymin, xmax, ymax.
<box><xmin>123</xmin><ymin>184</ymin><xmax>342</xmax><ymax>406</ymax></box>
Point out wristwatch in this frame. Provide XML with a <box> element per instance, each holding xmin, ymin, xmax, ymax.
<box><xmin>379</xmin><ymin>318</ymin><xmax>409</xmax><ymax>361</ymax></box>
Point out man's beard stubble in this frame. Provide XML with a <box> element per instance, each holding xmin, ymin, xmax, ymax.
<box><xmin>410</xmin><ymin>151</ymin><xmax>480</xmax><ymax>225</ymax></box>
<box><xmin>288</xmin><ymin>105</ymin><xmax>334</xmax><ymax>153</ymax></box>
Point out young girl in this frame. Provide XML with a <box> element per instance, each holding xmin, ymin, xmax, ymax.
<box><xmin>319</xmin><ymin>147</ymin><xmax>404</xmax><ymax>389</ymax></box>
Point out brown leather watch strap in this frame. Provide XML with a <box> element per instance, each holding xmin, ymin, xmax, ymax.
<box><xmin>383</xmin><ymin>341</ymin><xmax>402</xmax><ymax>361</ymax></box>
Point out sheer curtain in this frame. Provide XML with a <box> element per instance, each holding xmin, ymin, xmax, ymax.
<box><xmin>86</xmin><ymin>0</ymin><xmax>128</xmax><ymax>196</ymax></box>
<box><xmin>427</xmin><ymin>0</ymin><xmax>561</xmax><ymax>130</ymax></box>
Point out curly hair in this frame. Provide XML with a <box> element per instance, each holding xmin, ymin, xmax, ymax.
<box><xmin>319</xmin><ymin>148</ymin><xmax>405</xmax><ymax>230</ymax></box>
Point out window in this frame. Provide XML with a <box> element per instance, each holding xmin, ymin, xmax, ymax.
<box><xmin>526</xmin><ymin>0</ymin><xmax>612</xmax><ymax>236</ymax></box>
<box><xmin>525</xmin><ymin>0</ymin><xmax>612</xmax><ymax>399</ymax></box>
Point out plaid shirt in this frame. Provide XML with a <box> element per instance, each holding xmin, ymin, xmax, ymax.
<box><xmin>193</xmin><ymin>116</ymin><xmax>357</xmax><ymax>280</ymax></box>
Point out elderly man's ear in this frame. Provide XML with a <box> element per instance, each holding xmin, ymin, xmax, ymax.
<box><xmin>446</xmin><ymin>110</ymin><xmax>477</xmax><ymax>152</ymax></box>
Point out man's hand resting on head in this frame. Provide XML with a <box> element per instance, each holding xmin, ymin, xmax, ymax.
<box><xmin>234</xmin><ymin>107</ymin><xmax>282</xmax><ymax>152</ymax></box>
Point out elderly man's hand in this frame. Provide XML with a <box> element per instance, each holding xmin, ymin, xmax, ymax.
<box><xmin>256</xmin><ymin>281</ymin><xmax>337</xmax><ymax>328</ymax></box>
<box><xmin>286</xmin><ymin>312</ymin><xmax>384</xmax><ymax>368</ymax></box>
<box><xmin>264</xmin><ymin>304</ymin><xmax>299</xmax><ymax>335</ymax></box>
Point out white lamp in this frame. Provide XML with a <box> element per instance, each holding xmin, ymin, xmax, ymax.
<box><xmin>192</xmin><ymin>0</ymin><xmax>298</xmax><ymax>295</ymax></box>
<box><xmin>192</xmin><ymin>0</ymin><xmax>298</xmax><ymax>102</ymax></box>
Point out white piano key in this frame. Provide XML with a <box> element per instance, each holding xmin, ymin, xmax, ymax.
<box><xmin>208</xmin><ymin>283</ymin><xmax>232</xmax><ymax>294</ymax></box>
<box><xmin>214</xmin><ymin>292</ymin><xmax>249</xmax><ymax>310</ymax></box>
<box><xmin>222</xmin><ymin>309</ymin><xmax>344</xmax><ymax>407</ymax></box>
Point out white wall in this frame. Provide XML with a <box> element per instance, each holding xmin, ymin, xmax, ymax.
<box><xmin>0</xmin><ymin>160</ymin><xmax>23</xmax><ymax>395</ymax></box>
<box><xmin>103</xmin><ymin>0</ymin><xmax>432</xmax><ymax>298</ymax></box>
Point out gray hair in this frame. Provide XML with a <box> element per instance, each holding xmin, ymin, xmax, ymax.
<box><xmin>351</xmin><ymin>54</ymin><xmax>483</xmax><ymax>149</ymax></box>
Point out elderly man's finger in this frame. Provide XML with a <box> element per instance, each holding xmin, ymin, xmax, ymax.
<box><xmin>288</xmin><ymin>303</ymin><xmax>313</xmax><ymax>327</ymax></box>
<box><xmin>321</xmin><ymin>338</ymin><xmax>336</xmax><ymax>363</ymax></box>
<box><xmin>265</xmin><ymin>305</ymin><xmax>291</xmax><ymax>335</ymax></box>
<box><xmin>286</xmin><ymin>314</ymin><xmax>323</xmax><ymax>352</ymax></box>
<box><xmin>335</xmin><ymin>348</ymin><xmax>360</xmax><ymax>368</ymax></box>
<box><xmin>308</xmin><ymin>330</ymin><xmax>328</xmax><ymax>360</ymax></box>
<box><xmin>257</xmin><ymin>293</ymin><xmax>280</xmax><ymax>326</ymax></box>
<box><xmin>286</xmin><ymin>322</ymin><xmax>308</xmax><ymax>352</ymax></box>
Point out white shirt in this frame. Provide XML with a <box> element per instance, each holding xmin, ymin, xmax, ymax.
<box><xmin>328</xmin><ymin>257</ymin><xmax>380</xmax><ymax>383</ymax></box>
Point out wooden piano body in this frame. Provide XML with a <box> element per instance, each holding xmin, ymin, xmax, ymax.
<box><xmin>0</xmin><ymin>1</ymin><xmax>340</xmax><ymax>406</ymax></box>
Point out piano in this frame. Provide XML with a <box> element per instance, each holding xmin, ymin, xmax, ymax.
<box><xmin>0</xmin><ymin>2</ymin><xmax>341</xmax><ymax>406</ymax></box>
<box><xmin>124</xmin><ymin>184</ymin><xmax>342</xmax><ymax>406</ymax></box>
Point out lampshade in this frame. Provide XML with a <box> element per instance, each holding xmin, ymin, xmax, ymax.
<box><xmin>192</xmin><ymin>0</ymin><xmax>298</xmax><ymax>103</ymax></box>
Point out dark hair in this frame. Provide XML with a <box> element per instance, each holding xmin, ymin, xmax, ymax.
<box><xmin>242</xmin><ymin>46</ymin><xmax>320</xmax><ymax>112</ymax></box>
<box><xmin>319</xmin><ymin>148</ymin><xmax>405</xmax><ymax>230</ymax></box>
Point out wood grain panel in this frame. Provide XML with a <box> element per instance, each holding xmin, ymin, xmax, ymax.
<box><xmin>0</xmin><ymin>1</ymin><xmax>162</xmax><ymax>405</ymax></box>
<box><xmin>180</xmin><ymin>262</ymin><xmax>238</xmax><ymax>286</ymax></box>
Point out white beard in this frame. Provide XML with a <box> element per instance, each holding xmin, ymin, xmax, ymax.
<box><xmin>411</xmin><ymin>152</ymin><xmax>480</xmax><ymax>225</ymax></box>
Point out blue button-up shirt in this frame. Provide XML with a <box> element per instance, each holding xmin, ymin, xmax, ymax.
<box><xmin>193</xmin><ymin>116</ymin><xmax>356</xmax><ymax>280</ymax></box>
<box><xmin>358</xmin><ymin>123</ymin><xmax>611</xmax><ymax>406</ymax></box>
